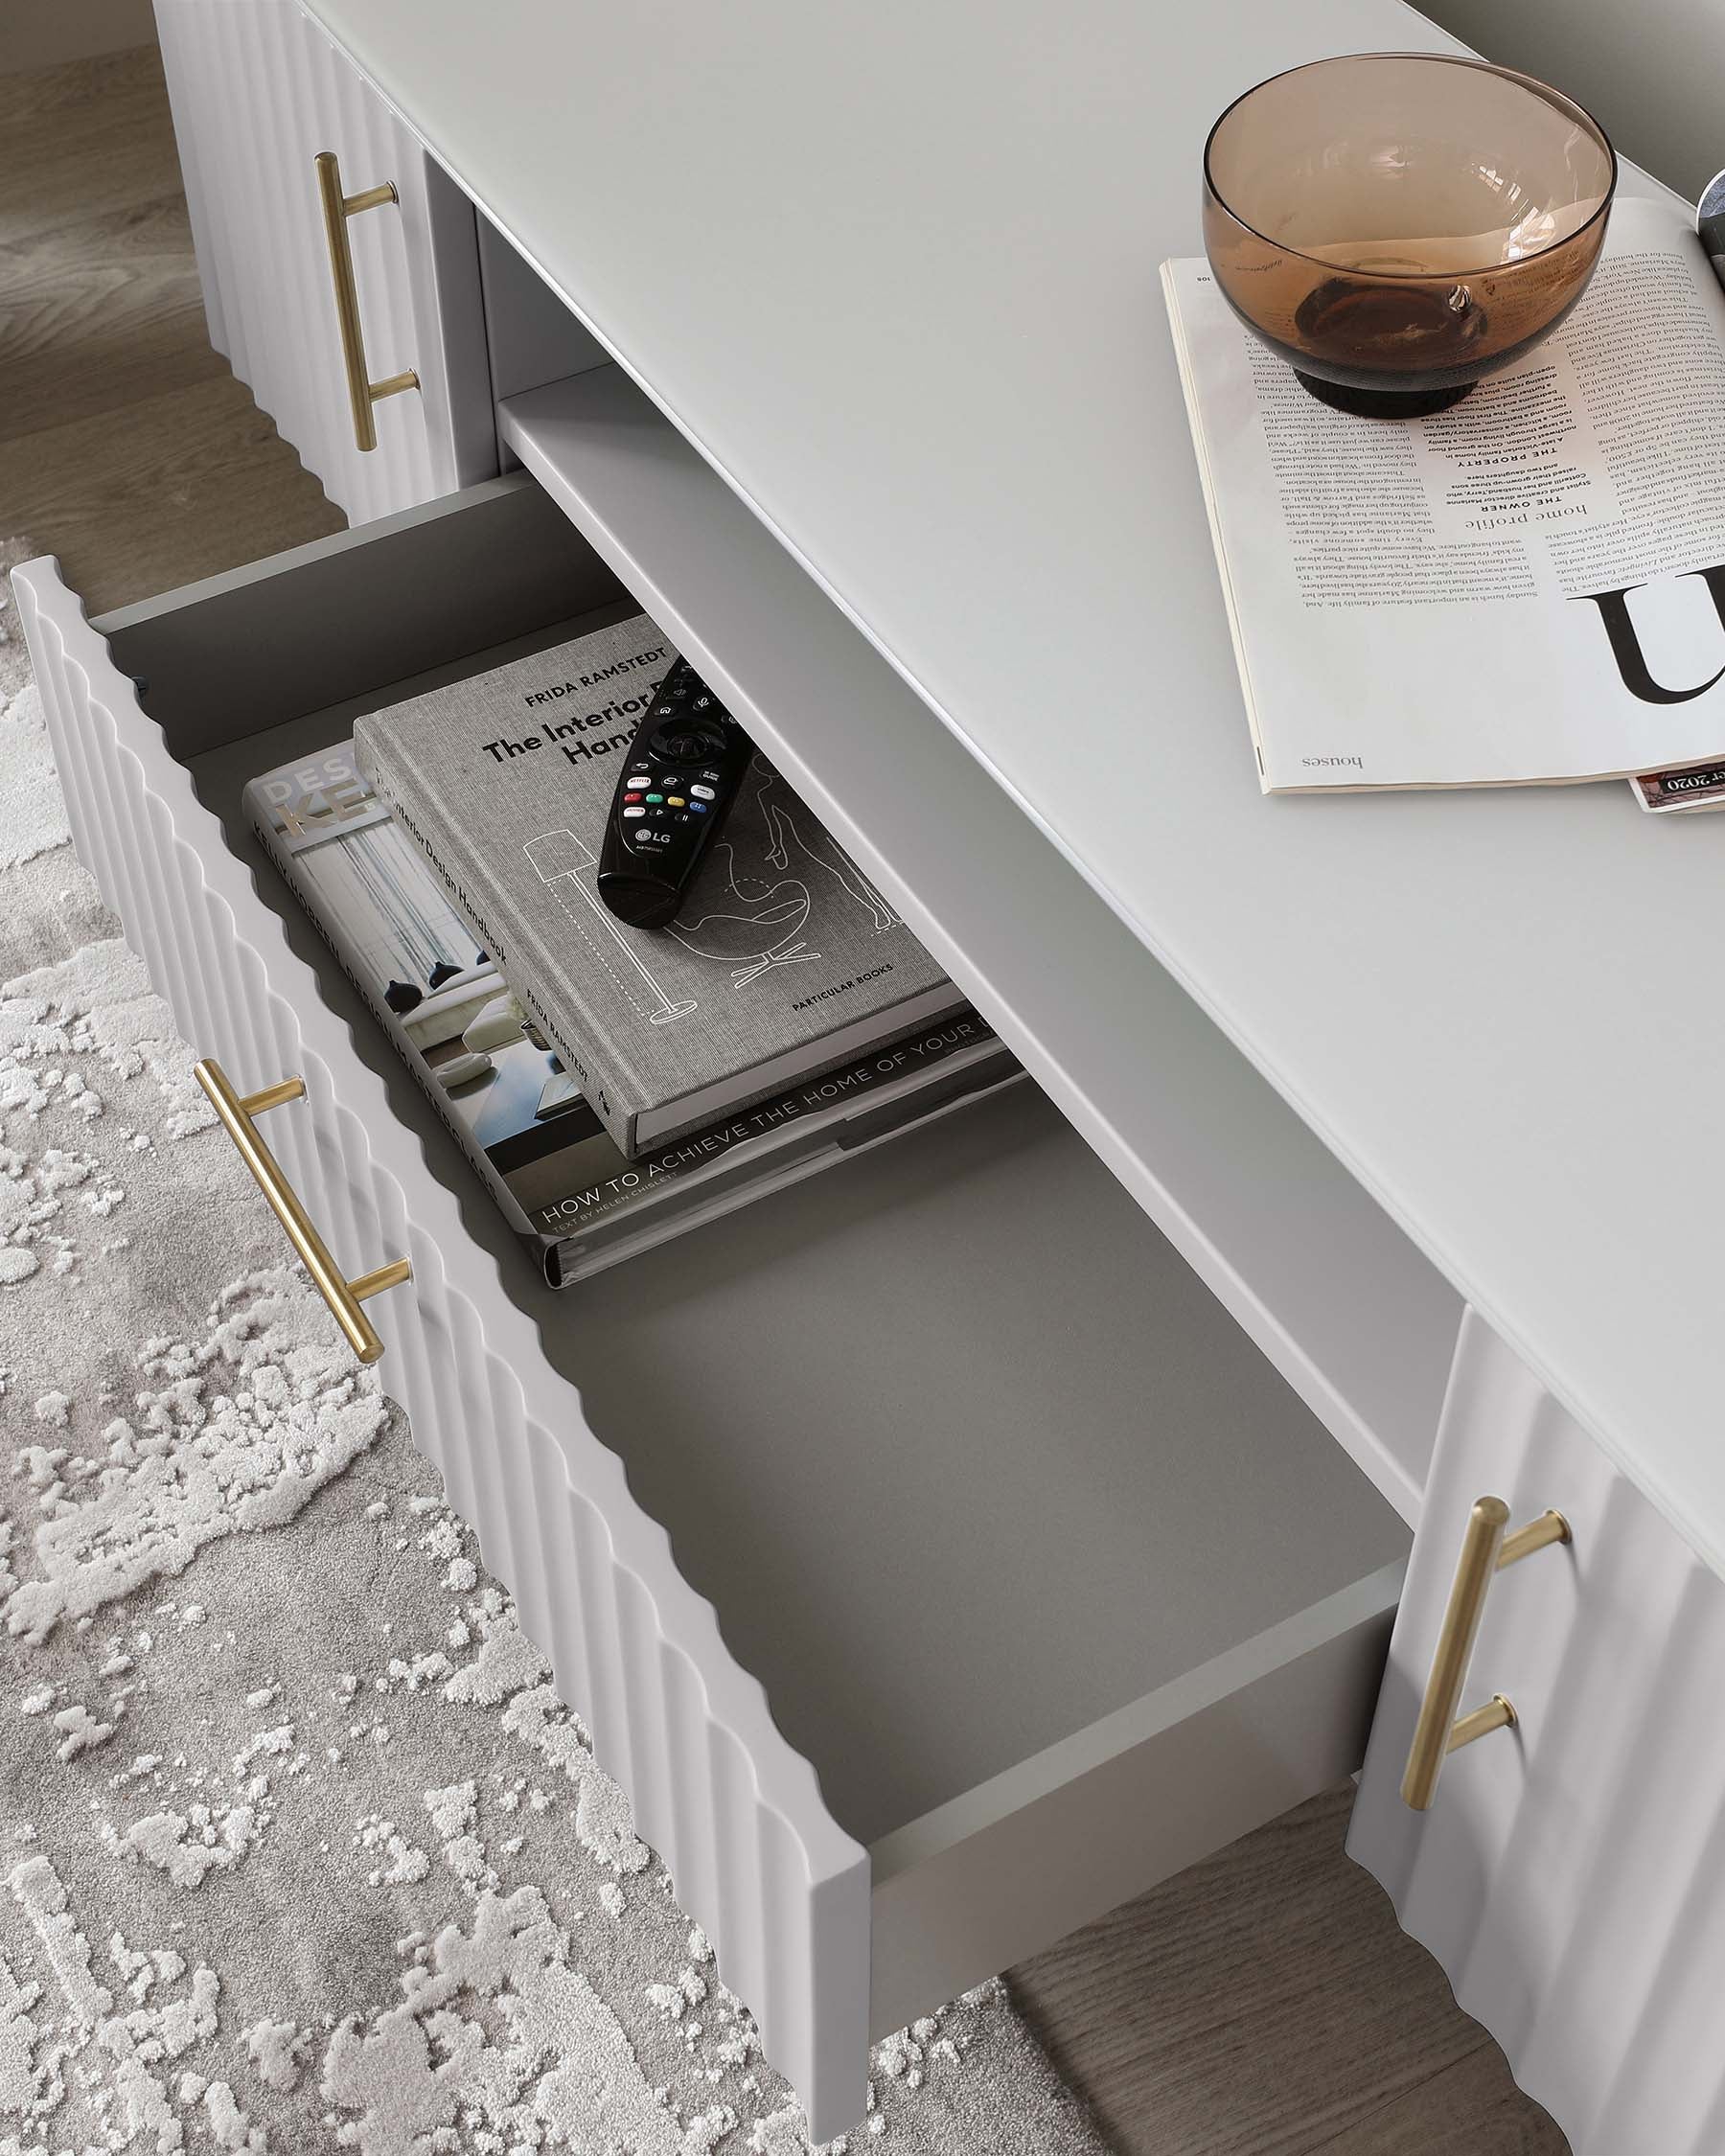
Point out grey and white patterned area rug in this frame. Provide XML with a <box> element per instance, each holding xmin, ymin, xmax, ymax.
<box><xmin>0</xmin><ymin>547</ymin><xmax>1107</xmax><ymax>2156</ymax></box>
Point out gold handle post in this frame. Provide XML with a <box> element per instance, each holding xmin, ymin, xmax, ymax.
<box><xmin>194</xmin><ymin>1058</ymin><xmax>409</xmax><ymax>1365</ymax></box>
<box><xmin>314</xmin><ymin>149</ymin><xmax>419</xmax><ymax>453</ymax></box>
<box><xmin>1401</xmin><ymin>1496</ymin><xmax>1570</xmax><ymax>1810</ymax></box>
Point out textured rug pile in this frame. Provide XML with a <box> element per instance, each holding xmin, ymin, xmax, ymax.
<box><xmin>0</xmin><ymin>544</ymin><xmax>1105</xmax><ymax>2156</ymax></box>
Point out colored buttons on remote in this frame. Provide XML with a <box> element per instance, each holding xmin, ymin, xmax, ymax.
<box><xmin>598</xmin><ymin>654</ymin><xmax>753</xmax><ymax>929</ymax></box>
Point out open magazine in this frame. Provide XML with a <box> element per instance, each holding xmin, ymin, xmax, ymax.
<box><xmin>1162</xmin><ymin>193</ymin><xmax>1725</xmax><ymax>794</ymax></box>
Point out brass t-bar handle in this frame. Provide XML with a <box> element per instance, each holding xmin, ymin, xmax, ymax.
<box><xmin>1401</xmin><ymin>1496</ymin><xmax>1570</xmax><ymax>1811</ymax></box>
<box><xmin>314</xmin><ymin>149</ymin><xmax>419</xmax><ymax>452</ymax></box>
<box><xmin>194</xmin><ymin>1059</ymin><xmax>410</xmax><ymax>1365</ymax></box>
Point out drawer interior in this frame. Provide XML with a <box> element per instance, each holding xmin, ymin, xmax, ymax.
<box><xmin>493</xmin><ymin>367</ymin><xmax>1466</xmax><ymax>1525</ymax></box>
<box><xmin>101</xmin><ymin>470</ymin><xmax>1409</xmax><ymax>1934</ymax></box>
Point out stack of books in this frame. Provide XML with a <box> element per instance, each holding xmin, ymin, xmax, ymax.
<box><xmin>246</xmin><ymin>616</ymin><xmax>1018</xmax><ymax>1286</ymax></box>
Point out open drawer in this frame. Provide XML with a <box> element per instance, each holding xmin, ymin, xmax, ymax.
<box><xmin>13</xmin><ymin>473</ymin><xmax>1410</xmax><ymax>2140</ymax></box>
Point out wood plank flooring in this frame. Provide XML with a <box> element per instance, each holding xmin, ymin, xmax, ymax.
<box><xmin>0</xmin><ymin>42</ymin><xmax>1570</xmax><ymax>2156</ymax></box>
<box><xmin>1010</xmin><ymin>1787</ymin><xmax>1568</xmax><ymax>2155</ymax></box>
<box><xmin>0</xmin><ymin>45</ymin><xmax>340</xmax><ymax>610</ymax></box>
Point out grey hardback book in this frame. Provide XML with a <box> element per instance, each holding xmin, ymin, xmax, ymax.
<box><xmin>354</xmin><ymin>616</ymin><xmax>961</xmax><ymax>1152</ymax></box>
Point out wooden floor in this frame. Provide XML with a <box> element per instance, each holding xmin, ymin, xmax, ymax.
<box><xmin>1012</xmin><ymin>1786</ymin><xmax>1567</xmax><ymax>2156</ymax></box>
<box><xmin>0</xmin><ymin>44</ymin><xmax>1570</xmax><ymax>2156</ymax></box>
<box><xmin>0</xmin><ymin>46</ymin><xmax>340</xmax><ymax>609</ymax></box>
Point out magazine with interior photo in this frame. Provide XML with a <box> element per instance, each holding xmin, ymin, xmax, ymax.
<box><xmin>1162</xmin><ymin>192</ymin><xmax>1725</xmax><ymax>793</ymax></box>
<box><xmin>244</xmin><ymin>741</ymin><xmax>1021</xmax><ymax>1287</ymax></box>
<box><xmin>1630</xmin><ymin>756</ymin><xmax>1725</xmax><ymax>812</ymax></box>
<box><xmin>353</xmin><ymin>615</ymin><xmax>965</xmax><ymax>1154</ymax></box>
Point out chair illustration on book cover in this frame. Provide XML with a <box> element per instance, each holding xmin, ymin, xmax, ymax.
<box><xmin>526</xmin><ymin>766</ymin><xmax>904</xmax><ymax>1008</ymax></box>
<box><xmin>669</xmin><ymin>763</ymin><xmax>903</xmax><ymax>988</ymax></box>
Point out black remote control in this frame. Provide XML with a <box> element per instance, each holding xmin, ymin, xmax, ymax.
<box><xmin>596</xmin><ymin>658</ymin><xmax>753</xmax><ymax>929</ymax></box>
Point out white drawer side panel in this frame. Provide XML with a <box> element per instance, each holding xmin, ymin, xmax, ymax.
<box><xmin>12</xmin><ymin>560</ymin><xmax>869</xmax><ymax>2142</ymax></box>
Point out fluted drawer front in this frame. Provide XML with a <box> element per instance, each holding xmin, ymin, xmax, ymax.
<box><xmin>12</xmin><ymin>558</ymin><xmax>869</xmax><ymax>2141</ymax></box>
<box><xmin>1349</xmin><ymin>1309</ymin><xmax>1725</xmax><ymax>2156</ymax></box>
<box><xmin>154</xmin><ymin>0</ymin><xmax>494</xmax><ymax>523</ymax></box>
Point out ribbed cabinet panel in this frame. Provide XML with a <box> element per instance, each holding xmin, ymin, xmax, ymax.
<box><xmin>1348</xmin><ymin>1308</ymin><xmax>1725</xmax><ymax>2156</ymax></box>
<box><xmin>242</xmin><ymin>3</ymin><xmax>324</xmax><ymax>471</ymax></box>
<box><xmin>198</xmin><ymin>2</ymin><xmax>266</xmax><ymax>393</ymax></box>
<box><xmin>153</xmin><ymin>0</ymin><xmax>494</xmax><ymax>523</ymax></box>
<box><xmin>151</xmin><ymin>1</ymin><xmax>226</xmax><ymax>357</ymax></box>
<box><xmin>12</xmin><ymin>561</ymin><xmax>871</xmax><ymax>2143</ymax></box>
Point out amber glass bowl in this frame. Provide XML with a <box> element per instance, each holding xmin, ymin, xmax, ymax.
<box><xmin>1203</xmin><ymin>53</ymin><xmax>1616</xmax><ymax>417</ymax></box>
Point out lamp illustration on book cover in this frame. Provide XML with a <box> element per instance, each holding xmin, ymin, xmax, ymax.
<box><xmin>524</xmin><ymin>830</ymin><xmax>696</xmax><ymax>1026</ymax></box>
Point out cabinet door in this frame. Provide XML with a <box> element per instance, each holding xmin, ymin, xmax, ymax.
<box><xmin>154</xmin><ymin>0</ymin><xmax>494</xmax><ymax>523</ymax></box>
<box><xmin>1348</xmin><ymin>1310</ymin><xmax>1725</xmax><ymax>2156</ymax></box>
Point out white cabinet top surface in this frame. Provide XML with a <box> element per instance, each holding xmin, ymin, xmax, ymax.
<box><xmin>304</xmin><ymin>0</ymin><xmax>1720</xmax><ymax>1571</ymax></box>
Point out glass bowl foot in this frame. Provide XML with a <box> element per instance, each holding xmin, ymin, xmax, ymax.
<box><xmin>1293</xmin><ymin>371</ymin><xmax>1476</xmax><ymax>419</ymax></box>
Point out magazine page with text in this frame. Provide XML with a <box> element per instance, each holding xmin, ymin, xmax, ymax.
<box><xmin>1163</xmin><ymin>194</ymin><xmax>1725</xmax><ymax>790</ymax></box>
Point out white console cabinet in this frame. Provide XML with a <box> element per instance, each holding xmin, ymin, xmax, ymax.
<box><xmin>19</xmin><ymin>0</ymin><xmax>1725</xmax><ymax>2142</ymax></box>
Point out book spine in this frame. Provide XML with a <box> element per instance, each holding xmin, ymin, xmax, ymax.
<box><xmin>356</xmin><ymin>736</ymin><xmax>643</xmax><ymax>1153</ymax></box>
<box><xmin>247</xmin><ymin>796</ymin><xmax>547</xmax><ymax>1251</ymax></box>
